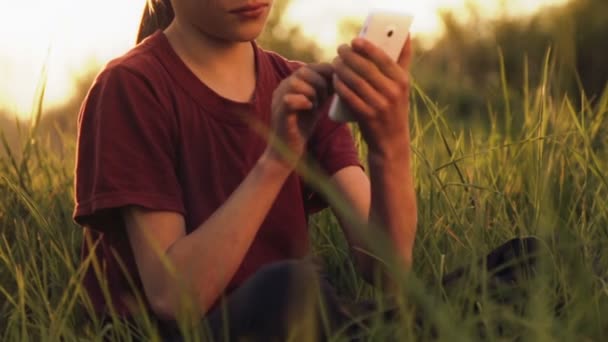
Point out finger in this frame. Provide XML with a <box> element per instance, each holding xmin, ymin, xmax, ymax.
<box><xmin>308</xmin><ymin>62</ymin><xmax>334</xmax><ymax>80</ymax></box>
<box><xmin>309</xmin><ymin>63</ymin><xmax>335</xmax><ymax>95</ymax></box>
<box><xmin>281</xmin><ymin>93</ymin><xmax>314</xmax><ymax>114</ymax></box>
<box><xmin>333</xmin><ymin>75</ymin><xmax>375</xmax><ymax>120</ymax></box>
<box><xmin>351</xmin><ymin>38</ymin><xmax>403</xmax><ymax>79</ymax></box>
<box><xmin>333</xmin><ymin>55</ymin><xmax>388</xmax><ymax>111</ymax></box>
<box><xmin>296</xmin><ymin>65</ymin><xmax>332</xmax><ymax>101</ymax></box>
<box><xmin>287</xmin><ymin>75</ymin><xmax>318</xmax><ymax>105</ymax></box>
<box><xmin>397</xmin><ymin>35</ymin><xmax>413</xmax><ymax>70</ymax></box>
<box><xmin>337</xmin><ymin>44</ymin><xmax>395</xmax><ymax>99</ymax></box>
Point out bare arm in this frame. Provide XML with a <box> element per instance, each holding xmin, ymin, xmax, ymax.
<box><xmin>124</xmin><ymin>154</ymin><xmax>291</xmax><ymax>320</ymax></box>
<box><xmin>123</xmin><ymin>64</ymin><xmax>335</xmax><ymax>320</ymax></box>
<box><xmin>366</xmin><ymin>152</ymin><xmax>417</xmax><ymax>267</ymax></box>
<box><xmin>330</xmin><ymin>159</ymin><xmax>417</xmax><ymax>283</ymax></box>
<box><xmin>331</xmin><ymin>36</ymin><xmax>418</xmax><ymax>281</ymax></box>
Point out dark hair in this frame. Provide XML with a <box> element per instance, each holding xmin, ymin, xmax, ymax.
<box><xmin>136</xmin><ymin>0</ymin><xmax>175</xmax><ymax>44</ymax></box>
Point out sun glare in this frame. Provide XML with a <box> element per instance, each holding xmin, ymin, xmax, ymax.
<box><xmin>0</xmin><ymin>0</ymin><xmax>568</xmax><ymax>119</ymax></box>
<box><xmin>285</xmin><ymin>0</ymin><xmax>569</xmax><ymax>54</ymax></box>
<box><xmin>0</xmin><ymin>0</ymin><xmax>143</xmax><ymax>119</ymax></box>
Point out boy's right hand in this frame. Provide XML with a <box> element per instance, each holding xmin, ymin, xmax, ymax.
<box><xmin>264</xmin><ymin>63</ymin><xmax>334</xmax><ymax>168</ymax></box>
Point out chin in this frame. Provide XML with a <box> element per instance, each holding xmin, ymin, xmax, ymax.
<box><xmin>231</xmin><ymin>25</ymin><xmax>266</xmax><ymax>42</ymax></box>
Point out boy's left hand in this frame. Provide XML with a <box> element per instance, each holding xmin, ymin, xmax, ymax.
<box><xmin>332</xmin><ymin>36</ymin><xmax>413</xmax><ymax>161</ymax></box>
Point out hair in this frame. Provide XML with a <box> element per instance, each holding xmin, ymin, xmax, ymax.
<box><xmin>136</xmin><ymin>0</ymin><xmax>175</xmax><ymax>44</ymax></box>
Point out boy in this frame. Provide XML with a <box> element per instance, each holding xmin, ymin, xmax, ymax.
<box><xmin>74</xmin><ymin>0</ymin><xmax>536</xmax><ymax>340</ymax></box>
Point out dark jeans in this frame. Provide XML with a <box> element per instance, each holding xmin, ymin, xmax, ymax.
<box><xmin>149</xmin><ymin>237</ymin><xmax>540</xmax><ymax>341</ymax></box>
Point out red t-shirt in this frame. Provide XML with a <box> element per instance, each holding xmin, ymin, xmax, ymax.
<box><xmin>74</xmin><ymin>30</ymin><xmax>361</xmax><ymax>316</ymax></box>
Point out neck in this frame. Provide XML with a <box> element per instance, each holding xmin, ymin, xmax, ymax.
<box><xmin>164</xmin><ymin>20</ymin><xmax>255</xmax><ymax>82</ymax></box>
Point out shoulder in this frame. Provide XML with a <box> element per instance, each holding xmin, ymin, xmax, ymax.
<box><xmin>78</xmin><ymin>34</ymin><xmax>176</xmax><ymax>128</ymax></box>
<box><xmin>94</xmin><ymin>32</ymin><xmax>169</xmax><ymax>94</ymax></box>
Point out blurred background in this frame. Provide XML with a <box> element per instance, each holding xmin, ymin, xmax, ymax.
<box><xmin>0</xmin><ymin>0</ymin><xmax>606</xmax><ymax>152</ymax></box>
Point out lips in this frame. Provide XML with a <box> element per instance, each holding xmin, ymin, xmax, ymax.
<box><xmin>230</xmin><ymin>3</ymin><xmax>268</xmax><ymax>13</ymax></box>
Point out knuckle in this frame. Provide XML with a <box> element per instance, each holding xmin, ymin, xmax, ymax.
<box><xmin>360</xmin><ymin>106</ymin><xmax>375</xmax><ymax>119</ymax></box>
<box><xmin>366</xmin><ymin>48</ymin><xmax>380</xmax><ymax>62</ymax></box>
<box><xmin>351</xmin><ymin>75</ymin><xmax>366</xmax><ymax>90</ymax></box>
<box><xmin>386</xmin><ymin>84</ymin><xmax>401</xmax><ymax>102</ymax></box>
<box><xmin>333</xmin><ymin>57</ymin><xmax>344</xmax><ymax>71</ymax></box>
<box><xmin>379</xmin><ymin>50</ymin><xmax>393</xmax><ymax>64</ymax></box>
<box><xmin>282</xmin><ymin>94</ymin><xmax>293</xmax><ymax>106</ymax></box>
<box><xmin>316</xmin><ymin>75</ymin><xmax>327</xmax><ymax>87</ymax></box>
<box><xmin>397</xmin><ymin>73</ymin><xmax>410</xmax><ymax>90</ymax></box>
<box><xmin>309</xmin><ymin>73</ymin><xmax>322</xmax><ymax>86</ymax></box>
<box><xmin>288</xmin><ymin>76</ymin><xmax>301</xmax><ymax>89</ymax></box>
<box><xmin>303</xmin><ymin>65</ymin><xmax>314</xmax><ymax>75</ymax></box>
<box><xmin>294</xmin><ymin>68</ymin><xmax>308</xmax><ymax>80</ymax></box>
<box><xmin>377</xmin><ymin>98</ymin><xmax>391</xmax><ymax>113</ymax></box>
<box><xmin>337</xmin><ymin>44</ymin><xmax>349</xmax><ymax>56</ymax></box>
<box><xmin>312</xmin><ymin>73</ymin><xmax>324</xmax><ymax>86</ymax></box>
<box><xmin>310</xmin><ymin>63</ymin><xmax>326</xmax><ymax>74</ymax></box>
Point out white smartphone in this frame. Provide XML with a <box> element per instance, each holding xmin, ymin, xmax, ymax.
<box><xmin>329</xmin><ymin>10</ymin><xmax>414</xmax><ymax>122</ymax></box>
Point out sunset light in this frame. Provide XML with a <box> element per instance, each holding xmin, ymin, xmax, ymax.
<box><xmin>0</xmin><ymin>0</ymin><xmax>568</xmax><ymax>119</ymax></box>
<box><xmin>0</xmin><ymin>1</ymin><xmax>606</xmax><ymax>339</ymax></box>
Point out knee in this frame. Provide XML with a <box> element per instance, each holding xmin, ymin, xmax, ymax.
<box><xmin>240</xmin><ymin>260</ymin><xmax>323</xmax><ymax>337</ymax></box>
<box><xmin>505</xmin><ymin>237</ymin><xmax>541</xmax><ymax>255</ymax></box>
<box><xmin>488</xmin><ymin>236</ymin><xmax>542</xmax><ymax>282</ymax></box>
<box><xmin>245</xmin><ymin>260</ymin><xmax>320</xmax><ymax>306</ymax></box>
<box><xmin>257</xmin><ymin>259</ymin><xmax>317</xmax><ymax>281</ymax></box>
<box><xmin>489</xmin><ymin>236</ymin><xmax>541</xmax><ymax>263</ymax></box>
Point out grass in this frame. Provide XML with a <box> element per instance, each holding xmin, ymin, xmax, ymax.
<box><xmin>1</xmin><ymin>50</ymin><xmax>607</xmax><ymax>341</ymax></box>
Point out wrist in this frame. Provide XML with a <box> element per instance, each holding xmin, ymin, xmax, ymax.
<box><xmin>364</xmin><ymin>119</ymin><xmax>411</xmax><ymax>164</ymax></box>
<box><xmin>257</xmin><ymin>151</ymin><xmax>295</xmax><ymax>179</ymax></box>
<box><xmin>367</xmin><ymin>142</ymin><xmax>411</xmax><ymax>166</ymax></box>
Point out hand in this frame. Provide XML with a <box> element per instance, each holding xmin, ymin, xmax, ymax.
<box><xmin>333</xmin><ymin>36</ymin><xmax>413</xmax><ymax>161</ymax></box>
<box><xmin>264</xmin><ymin>63</ymin><xmax>334</xmax><ymax>168</ymax></box>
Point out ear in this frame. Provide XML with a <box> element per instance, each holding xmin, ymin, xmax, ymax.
<box><xmin>397</xmin><ymin>35</ymin><xmax>413</xmax><ymax>71</ymax></box>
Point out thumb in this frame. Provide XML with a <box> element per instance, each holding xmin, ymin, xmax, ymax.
<box><xmin>309</xmin><ymin>62</ymin><xmax>334</xmax><ymax>79</ymax></box>
<box><xmin>397</xmin><ymin>35</ymin><xmax>413</xmax><ymax>71</ymax></box>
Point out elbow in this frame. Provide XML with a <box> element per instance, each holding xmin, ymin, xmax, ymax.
<box><xmin>144</xmin><ymin>279</ymin><xmax>182</xmax><ymax>321</ymax></box>
<box><xmin>141</xmin><ymin>269</ymin><xmax>180</xmax><ymax>320</ymax></box>
<box><xmin>146</xmin><ymin>283</ymin><xmax>215</xmax><ymax>321</ymax></box>
<box><xmin>148</xmin><ymin>293</ymin><xmax>178</xmax><ymax>321</ymax></box>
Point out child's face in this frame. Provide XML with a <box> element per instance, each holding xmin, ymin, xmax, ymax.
<box><xmin>172</xmin><ymin>0</ymin><xmax>274</xmax><ymax>42</ymax></box>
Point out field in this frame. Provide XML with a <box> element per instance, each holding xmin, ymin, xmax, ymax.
<box><xmin>1</xmin><ymin>55</ymin><xmax>607</xmax><ymax>341</ymax></box>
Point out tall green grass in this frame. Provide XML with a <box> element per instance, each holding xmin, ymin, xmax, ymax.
<box><xmin>1</xmin><ymin>50</ymin><xmax>607</xmax><ymax>341</ymax></box>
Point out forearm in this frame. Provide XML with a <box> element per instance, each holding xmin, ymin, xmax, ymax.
<box><xmin>165</xmin><ymin>153</ymin><xmax>292</xmax><ymax>314</ymax></box>
<box><xmin>329</xmin><ymin>32</ymin><xmax>417</xmax><ymax>282</ymax></box>
<box><xmin>367</xmin><ymin>147</ymin><xmax>417</xmax><ymax>268</ymax></box>
<box><xmin>332</xmin><ymin>149</ymin><xmax>417</xmax><ymax>284</ymax></box>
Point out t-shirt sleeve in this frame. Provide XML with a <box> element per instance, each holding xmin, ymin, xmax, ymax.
<box><xmin>73</xmin><ymin>66</ymin><xmax>184</xmax><ymax>231</ymax></box>
<box><xmin>303</xmin><ymin>98</ymin><xmax>364</xmax><ymax>215</ymax></box>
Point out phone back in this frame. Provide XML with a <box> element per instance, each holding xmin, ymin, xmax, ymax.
<box><xmin>359</xmin><ymin>11</ymin><xmax>414</xmax><ymax>60</ymax></box>
<box><xmin>329</xmin><ymin>10</ymin><xmax>414</xmax><ymax>123</ymax></box>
